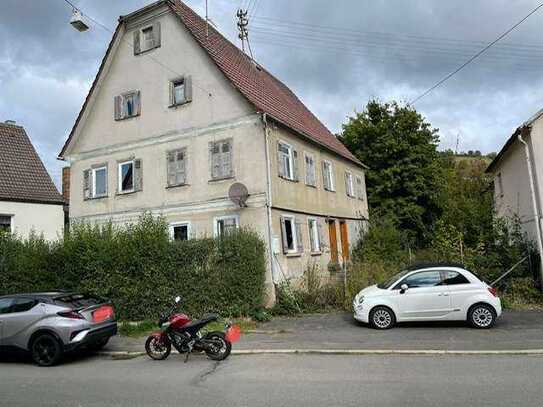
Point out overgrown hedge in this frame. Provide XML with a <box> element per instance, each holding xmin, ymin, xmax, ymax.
<box><xmin>0</xmin><ymin>215</ymin><xmax>267</xmax><ymax>320</ymax></box>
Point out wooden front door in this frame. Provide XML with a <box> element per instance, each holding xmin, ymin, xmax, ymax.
<box><xmin>340</xmin><ymin>221</ymin><xmax>349</xmax><ymax>261</ymax></box>
<box><xmin>328</xmin><ymin>220</ymin><xmax>338</xmax><ymax>263</ymax></box>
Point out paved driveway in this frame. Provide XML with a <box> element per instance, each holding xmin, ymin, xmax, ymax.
<box><xmin>107</xmin><ymin>311</ymin><xmax>543</xmax><ymax>352</ymax></box>
<box><xmin>237</xmin><ymin>311</ymin><xmax>543</xmax><ymax>350</ymax></box>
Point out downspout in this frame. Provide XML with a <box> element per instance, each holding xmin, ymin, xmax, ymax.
<box><xmin>262</xmin><ymin>113</ymin><xmax>277</xmax><ymax>295</ymax></box>
<box><xmin>518</xmin><ymin>127</ymin><xmax>543</xmax><ymax>288</ymax></box>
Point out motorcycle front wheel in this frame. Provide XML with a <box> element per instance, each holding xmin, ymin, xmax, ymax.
<box><xmin>204</xmin><ymin>332</ymin><xmax>232</xmax><ymax>361</ymax></box>
<box><xmin>145</xmin><ymin>335</ymin><xmax>172</xmax><ymax>360</ymax></box>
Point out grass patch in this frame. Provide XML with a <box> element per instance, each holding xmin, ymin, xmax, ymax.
<box><xmin>118</xmin><ymin>320</ymin><xmax>157</xmax><ymax>337</ymax></box>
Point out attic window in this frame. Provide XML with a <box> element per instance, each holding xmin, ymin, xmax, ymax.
<box><xmin>134</xmin><ymin>22</ymin><xmax>161</xmax><ymax>55</ymax></box>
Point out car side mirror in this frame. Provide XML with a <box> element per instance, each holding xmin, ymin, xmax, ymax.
<box><xmin>174</xmin><ymin>296</ymin><xmax>181</xmax><ymax>303</ymax></box>
<box><xmin>400</xmin><ymin>284</ymin><xmax>408</xmax><ymax>294</ymax></box>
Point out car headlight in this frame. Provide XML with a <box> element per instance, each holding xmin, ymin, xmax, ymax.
<box><xmin>355</xmin><ymin>295</ymin><xmax>365</xmax><ymax>305</ymax></box>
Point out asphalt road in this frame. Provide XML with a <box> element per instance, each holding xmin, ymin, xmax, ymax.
<box><xmin>1</xmin><ymin>352</ymin><xmax>542</xmax><ymax>407</ymax></box>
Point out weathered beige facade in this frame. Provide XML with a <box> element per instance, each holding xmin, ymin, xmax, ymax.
<box><xmin>60</xmin><ymin>1</ymin><xmax>368</xmax><ymax>304</ymax></box>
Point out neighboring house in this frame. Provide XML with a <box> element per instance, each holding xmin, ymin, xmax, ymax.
<box><xmin>0</xmin><ymin>121</ymin><xmax>65</xmax><ymax>240</ymax></box>
<box><xmin>58</xmin><ymin>0</ymin><xmax>369</xmax><ymax>303</ymax></box>
<box><xmin>486</xmin><ymin>108</ymin><xmax>543</xmax><ymax>261</ymax></box>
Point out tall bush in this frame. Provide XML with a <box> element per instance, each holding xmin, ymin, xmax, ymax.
<box><xmin>0</xmin><ymin>214</ymin><xmax>267</xmax><ymax>320</ymax></box>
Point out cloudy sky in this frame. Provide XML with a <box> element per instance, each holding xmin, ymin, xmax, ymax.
<box><xmin>1</xmin><ymin>0</ymin><xmax>543</xmax><ymax>188</ymax></box>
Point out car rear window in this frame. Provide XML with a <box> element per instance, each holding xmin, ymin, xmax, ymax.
<box><xmin>54</xmin><ymin>294</ymin><xmax>104</xmax><ymax>308</ymax></box>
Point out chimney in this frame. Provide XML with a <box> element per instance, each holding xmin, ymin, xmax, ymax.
<box><xmin>62</xmin><ymin>166</ymin><xmax>71</xmax><ymax>203</ymax></box>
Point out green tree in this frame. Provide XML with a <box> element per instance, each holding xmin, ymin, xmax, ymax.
<box><xmin>340</xmin><ymin>100</ymin><xmax>443</xmax><ymax>244</ymax></box>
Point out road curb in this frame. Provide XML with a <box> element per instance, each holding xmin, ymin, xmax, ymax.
<box><xmin>98</xmin><ymin>348</ymin><xmax>543</xmax><ymax>358</ymax></box>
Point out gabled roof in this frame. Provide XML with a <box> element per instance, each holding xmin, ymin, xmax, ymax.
<box><xmin>59</xmin><ymin>0</ymin><xmax>363</xmax><ymax>167</ymax></box>
<box><xmin>486</xmin><ymin>108</ymin><xmax>543</xmax><ymax>174</ymax></box>
<box><xmin>0</xmin><ymin>122</ymin><xmax>64</xmax><ymax>205</ymax></box>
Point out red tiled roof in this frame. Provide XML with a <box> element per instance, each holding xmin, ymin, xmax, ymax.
<box><xmin>168</xmin><ymin>0</ymin><xmax>361</xmax><ymax>166</ymax></box>
<box><xmin>59</xmin><ymin>0</ymin><xmax>362</xmax><ymax>167</ymax></box>
<box><xmin>1</xmin><ymin>123</ymin><xmax>64</xmax><ymax>205</ymax></box>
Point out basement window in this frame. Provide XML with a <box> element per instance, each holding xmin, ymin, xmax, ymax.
<box><xmin>0</xmin><ymin>215</ymin><xmax>12</xmax><ymax>233</ymax></box>
<box><xmin>170</xmin><ymin>222</ymin><xmax>191</xmax><ymax>241</ymax></box>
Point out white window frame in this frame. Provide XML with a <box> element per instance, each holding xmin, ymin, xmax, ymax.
<box><xmin>118</xmin><ymin>160</ymin><xmax>135</xmax><ymax>194</ymax></box>
<box><xmin>169</xmin><ymin>221</ymin><xmax>191</xmax><ymax>241</ymax></box>
<box><xmin>282</xmin><ymin>215</ymin><xmax>298</xmax><ymax>254</ymax></box>
<box><xmin>210</xmin><ymin>139</ymin><xmax>234</xmax><ymax>180</ymax></box>
<box><xmin>307</xmin><ymin>217</ymin><xmax>321</xmax><ymax>253</ymax></box>
<box><xmin>122</xmin><ymin>91</ymin><xmax>138</xmax><ymax>118</ymax></box>
<box><xmin>278</xmin><ymin>141</ymin><xmax>294</xmax><ymax>180</ymax></box>
<box><xmin>141</xmin><ymin>25</ymin><xmax>155</xmax><ymax>49</ymax></box>
<box><xmin>170</xmin><ymin>77</ymin><xmax>186</xmax><ymax>106</ymax></box>
<box><xmin>213</xmin><ymin>215</ymin><xmax>240</xmax><ymax>238</ymax></box>
<box><xmin>304</xmin><ymin>152</ymin><xmax>316</xmax><ymax>186</ymax></box>
<box><xmin>345</xmin><ymin>171</ymin><xmax>354</xmax><ymax>197</ymax></box>
<box><xmin>91</xmin><ymin>166</ymin><xmax>108</xmax><ymax>198</ymax></box>
<box><xmin>323</xmin><ymin>160</ymin><xmax>335</xmax><ymax>191</ymax></box>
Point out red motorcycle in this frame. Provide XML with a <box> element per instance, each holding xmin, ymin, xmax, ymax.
<box><xmin>145</xmin><ymin>296</ymin><xmax>240</xmax><ymax>362</ymax></box>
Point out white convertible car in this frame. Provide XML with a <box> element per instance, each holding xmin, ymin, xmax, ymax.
<box><xmin>353</xmin><ymin>263</ymin><xmax>502</xmax><ymax>329</ymax></box>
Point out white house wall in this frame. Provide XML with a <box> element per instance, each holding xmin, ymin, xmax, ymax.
<box><xmin>0</xmin><ymin>201</ymin><xmax>64</xmax><ymax>241</ymax></box>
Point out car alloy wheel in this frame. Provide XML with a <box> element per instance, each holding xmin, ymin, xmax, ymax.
<box><xmin>370</xmin><ymin>307</ymin><xmax>394</xmax><ymax>329</ymax></box>
<box><xmin>31</xmin><ymin>334</ymin><xmax>62</xmax><ymax>367</ymax></box>
<box><xmin>471</xmin><ymin>306</ymin><xmax>494</xmax><ymax>328</ymax></box>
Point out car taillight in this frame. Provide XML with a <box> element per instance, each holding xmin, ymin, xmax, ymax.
<box><xmin>93</xmin><ymin>305</ymin><xmax>114</xmax><ymax>323</ymax></box>
<box><xmin>58</xmin><ymin>310</ymin><xmax>85</xmax><ymax>319</ymax></box>
<box><xmin>488</xmin><ymin>287</ymin><xmax>498</xmax><ymax>297</ymax></box>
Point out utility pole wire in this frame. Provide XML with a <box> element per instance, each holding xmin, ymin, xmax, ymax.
<box><xmin>408</xmin><ymin>2</ymin><xmax>543</xmax><ymax>106</ymax></box>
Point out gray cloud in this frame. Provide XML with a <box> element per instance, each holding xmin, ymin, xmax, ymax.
<box><xmin>1</xmin><ymin>0</ymin><xmax>543</xmax><ymax>189</ymax></box>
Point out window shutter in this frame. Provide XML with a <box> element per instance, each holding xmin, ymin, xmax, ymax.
<box><xmin>134</xmin><ymin>91</ymin><xmax>141</xmax><ymax>116</ymax></box>
<box><xmin>295</xmin><ymin>220</ymin><xmax>304</xmax><ymax>253</ymax></box>
<box><xmin>210</xmin><ymin>143</ymin><xmax>219</xmax><ymax>179</ymax></box>
<box><xmin>277</xmin><ymin>143</ymin><xmax>285</xmax><ymax>178</ymax></box>
<box><xmin>178</xmin><ymin>150</ymin><xmax>186</xmax><ymax>184</ymax></box>
<box><xmin>223</xmin><ymin>141</ymin><xmax>232</xmax><ymax>177</ymax></box>
<box><xmin>167</xmin><ymin>151</ymin><xmax>175</xmax><ymax>186</ymax></box>
<box><xmin>153</xmin><ymin>21</ymin><xmax>161</xmax><ymax>48</ymax></box>
<box><xmin>292</xmin><ymin>149</ymin><xmax>299</xmax><ymax>181</ymax></box>
<box><xmin>184</xmin><ymin>76</ymin><xmax>193</xmax><ymax>103</ymax></box>
<box><xmin>322</xmin><ymin>162</ymin><xmax>329</xmax><ymax>190</ymax></box>
<box><xmin>134</xmin><ymin>159</ymin><xmax>143</xmax><ymax>191</ymax></box>
<box><xmin>280</xmin><ymin>217</ymin><xmax>289</xmax><ymax>254</ymax></box>
<box><xmin>133</xmin><ymin>30</ymin><xmax>141</xmax><ymax>55</ymax></box>
<box><xmin>317</xmin><ymin>221</ymin><xmax>325</xmax><ymax>249</ymax></box>
<box><xmin>83</xmin><ymin>169</ymin><xmax>91</xmax><ymax>200</ymax></box>
<box><xmin>114</xmin><ymin>96</ymin><xmax>122</xmax><ymax>120</ymax></box>
<box><xmin>169</xmin><ymin>81</ymin><xmax>175</xmax><ymax>106</ymax></box>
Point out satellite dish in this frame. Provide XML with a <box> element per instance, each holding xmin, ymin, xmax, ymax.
<box><xmin>228</xmin><ymin>183</ymin><xmax>249</xmax><ymax>208</ymax></box>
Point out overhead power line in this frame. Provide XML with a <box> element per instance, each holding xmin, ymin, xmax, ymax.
<box><xmin>408</xmin><ymin>2</ymin><xmax>543</xmax><ymax>105</ymax></box>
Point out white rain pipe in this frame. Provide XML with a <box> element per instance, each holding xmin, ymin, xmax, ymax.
<box><xmin>518</xmin><ymin>128</ymin><xmax>543</xmax><ymax>287</ymax></box>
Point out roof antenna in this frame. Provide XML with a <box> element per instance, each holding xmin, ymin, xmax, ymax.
<box><xmin>236</xmin><ymin>8</ymin><xmax>253</xmax><ymax>59</ymax></box>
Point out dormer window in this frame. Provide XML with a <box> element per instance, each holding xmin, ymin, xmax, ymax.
<box><xmin>134</xmin><ymin>22</ymin><xmax>161</xmax><ymax>55</ymax></box>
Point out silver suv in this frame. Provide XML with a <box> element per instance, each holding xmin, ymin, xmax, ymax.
<box><xmin>0</xmin><ymin>292</ymin><xmax>117</xmax><ymax>366</ymax></box>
